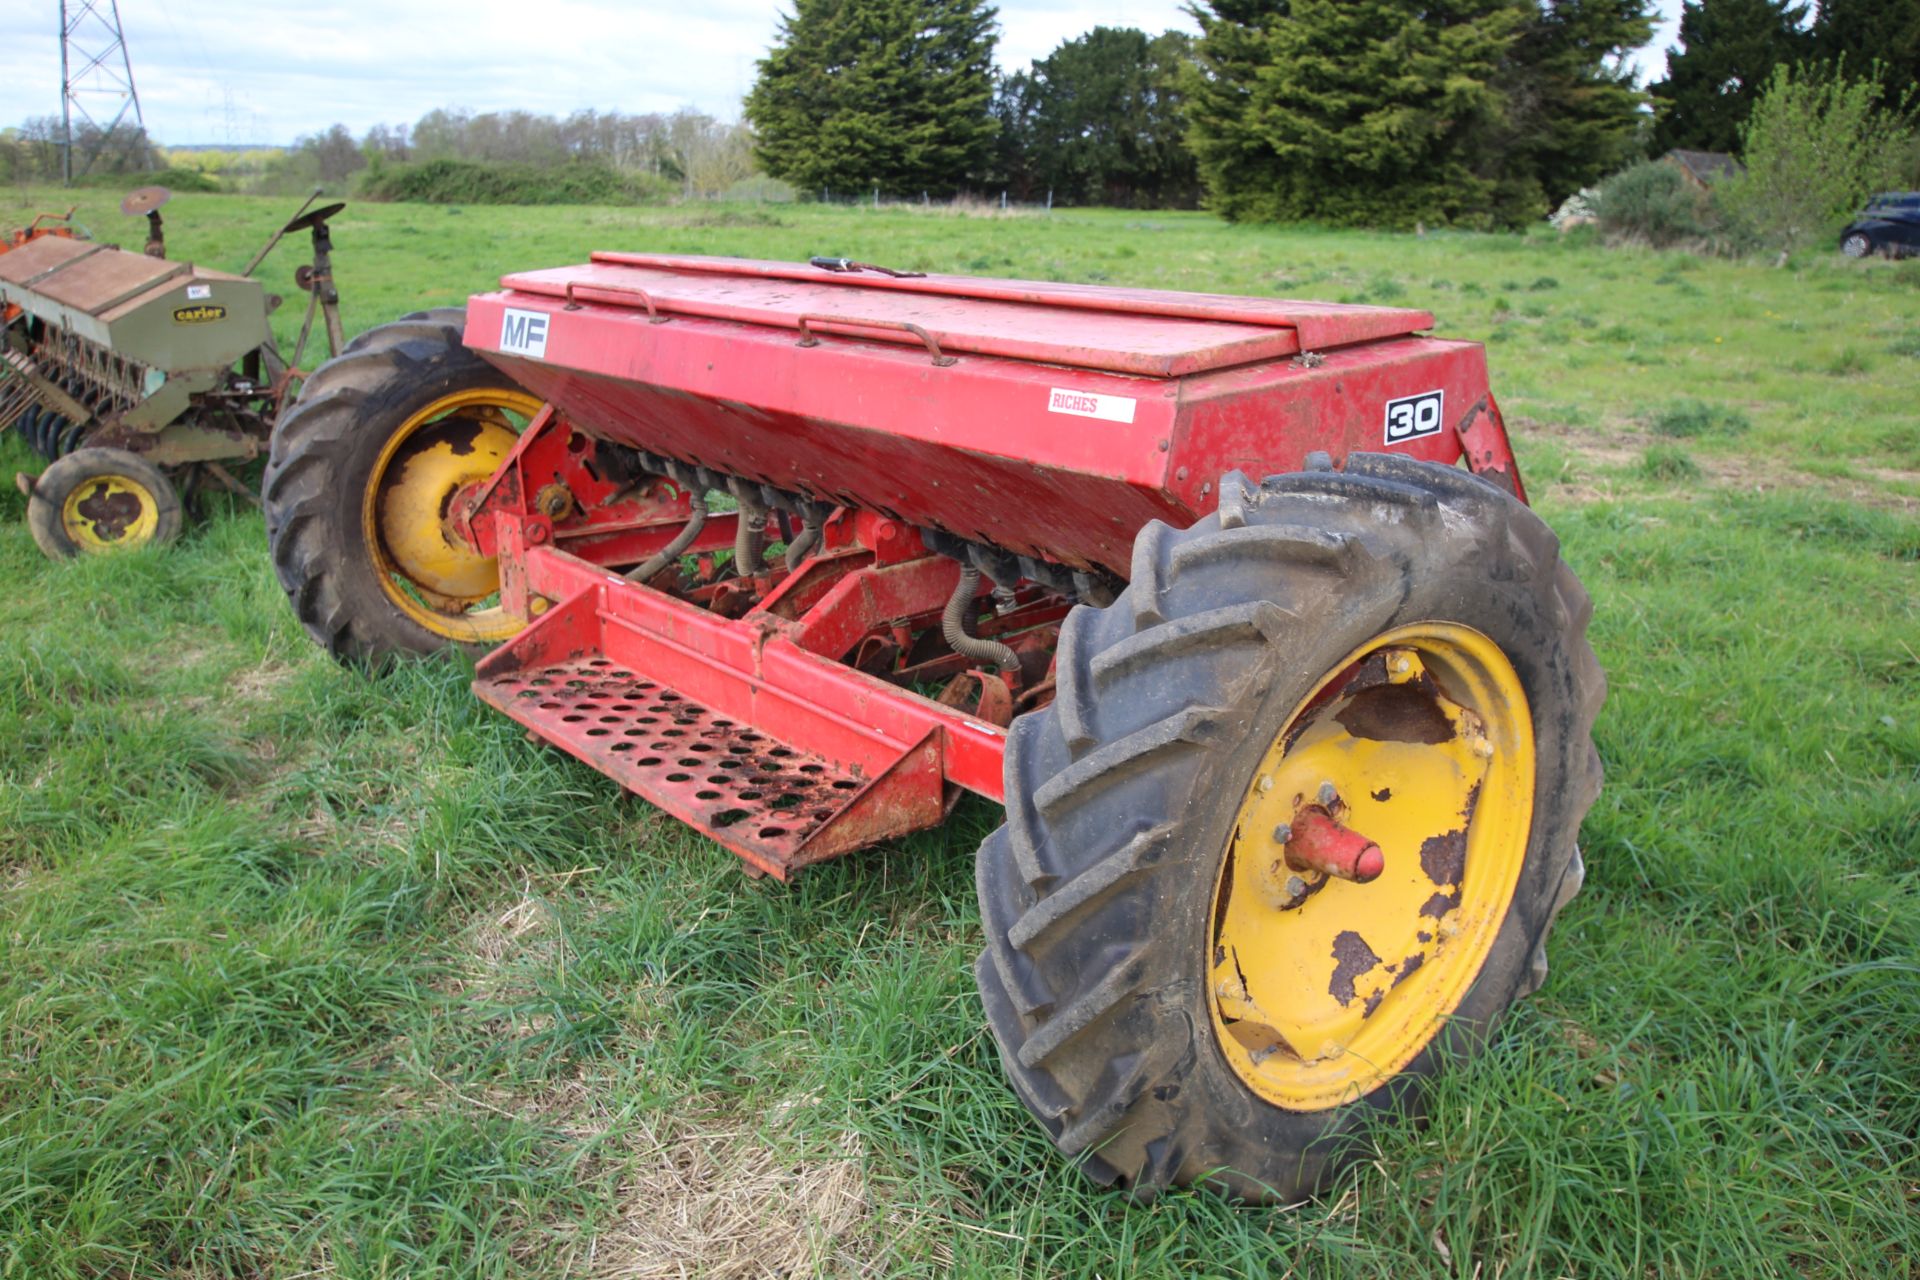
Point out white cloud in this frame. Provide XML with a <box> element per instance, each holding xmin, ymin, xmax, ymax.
<box><xmin>0</xmin><ymin>0</ymin><xmax>1682</xmax><ymax>147</ymax></box>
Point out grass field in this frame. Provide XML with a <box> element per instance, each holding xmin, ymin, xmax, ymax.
<box><xmin>2</xmin><ymin>189</ymin><xmax>1915</xmax><ymax>1278</ymax></box>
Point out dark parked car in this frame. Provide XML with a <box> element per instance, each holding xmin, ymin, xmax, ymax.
<box><xmin>1839</xmin><ymin>192</ymin><xmax>1920</xmax><ymax>258</ymax></box>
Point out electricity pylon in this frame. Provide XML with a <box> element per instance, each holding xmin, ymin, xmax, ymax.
<box><xmin>60</xmin><ymin>0</ymin><xmax>150</xmax><ymax>184</ymax></box>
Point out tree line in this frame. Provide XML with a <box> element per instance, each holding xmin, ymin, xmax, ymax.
<box><xmin>8</xmin><ymin>0</ymin><xmax>1916</xmax><ymax>223</ymax></box>
<box><xmin>267</xmin><ymin>108</ymin><xmax>759</xmax><ymax>200</ymax></box>
<box><xmin>746</xmin><ymin>0</ymin><xmax>1661</xmax><ymax>225</ymax></box>
<box><xmin>748</xmin><ymin>0</ymin><xmax>1920</xmax><ymax>226</ymax></box>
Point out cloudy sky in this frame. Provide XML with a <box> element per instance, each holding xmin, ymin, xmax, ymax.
<box><xmin>1</xmin><ymin>0</ymin><xmax>1687</xmax><ymax>147</ymax></box>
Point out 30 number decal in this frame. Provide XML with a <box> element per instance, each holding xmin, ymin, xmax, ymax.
<box><xmin>1384</xmin><ymin>389</ymin><xmax>1445</xmax><ymax>446</ymax></box>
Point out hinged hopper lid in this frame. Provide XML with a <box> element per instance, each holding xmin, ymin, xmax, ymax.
<box><xmin>497</xmin><ymin>253</ymin><xmax>1435</xmax><ymax>379</ymax></box>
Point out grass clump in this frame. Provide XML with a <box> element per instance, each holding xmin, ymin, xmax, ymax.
<box><xmin>1824</xmin><ymin>346</ymin><xmax>1875</xmax><ymax>377</ymax></box>
<box><xmin>1650</xmin><ymin>400</ymin><xmax>1753</xmax><ymax>437</ymax></box>
<box><xmin>1639</xmin><ymin>443</ymin><xmax>1703</xmax><ymax>480</ymax></box>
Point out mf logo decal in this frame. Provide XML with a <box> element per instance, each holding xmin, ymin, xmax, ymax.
<box><xmin>499</xmin><ymin>308</ymin><xmax>550</xmax><ymax>357</ymax></box>
<box><xmin>171</xmin><ymin>304</ymin><xmax>227</xmax><ymax>324</ymax></box>
<box><xmin>1384</xmin><ymin>389</ymin><xmax>1444</xmax><ymax>446</ymax></box>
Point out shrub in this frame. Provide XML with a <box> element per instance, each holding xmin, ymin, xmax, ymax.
<box><xmin>1716</xmin><ymin>63</ymin><xmax>1916</xmax><ymax>256</ymax></box>
<box><xmin>362</xmin><ymin>159</ymin><xmax>675</xmax><ymax>206</ymax></box>
<box><xmin>1591</xmin><ymin>160</ymin><xmax>1717</xmax><ymax>248</ymax></box>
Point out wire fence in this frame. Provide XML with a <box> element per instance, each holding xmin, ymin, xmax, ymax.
<box><xmin>812</xmin><ymin>188</ymin><xmax>1059</xmax><ymax>215</ymax></box>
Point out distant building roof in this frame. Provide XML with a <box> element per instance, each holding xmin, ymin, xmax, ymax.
<box><xmin>1663</xmin><ymin>150</ymin><xmax>1743</xmax><ymax>186</ymax></box>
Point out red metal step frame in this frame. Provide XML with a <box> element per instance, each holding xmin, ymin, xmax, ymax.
<box><xmin>473</xmin><ymin>496</ymin><xmax>1016</xmax><ymax>877</ymax></box>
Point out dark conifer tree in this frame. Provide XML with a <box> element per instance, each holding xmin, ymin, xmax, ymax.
<box><xmin>1809</xmin><ymin>0</ymin><xmax>1920</xmax><ymax>103</ymax></box>
<box><xmin>747</xmin><ymin>0</ymin><xmax>999</xmax><ymax>196</ymax></box>
<box><xmin>1018</xmin><ymin>28</ymin><xmax>1199</xmax><ymax>208</ymax></box>
<box><xmin>1648</xmin><ymin>0</ymin><xmax>1810</xmax><ymax>154</ymax></box>
<box><xmin>1490</xmin><ymin>0</ymin><xmax>1656</xmax><ymax>206</ymax></box>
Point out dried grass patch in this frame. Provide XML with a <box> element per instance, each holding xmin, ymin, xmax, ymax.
<box><xmin>583</xmin><ymin>1118</ymin><xmax>929</xmax><ymax>1279</ymax></box>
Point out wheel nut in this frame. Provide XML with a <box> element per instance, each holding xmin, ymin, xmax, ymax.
<box><xmin>1284</xmin><ymin>874</ymin><xmax>1308</xmax><ymax>901</ymax></box>
<box><xmin>1272</xmin><ymin>823</ymin><xmax>1293</xmax><ymax>844</ymax></box>
<box><xmin>1318</xmin><ymin>781</ymin><xmax>1338</xmax><ymax>806</ymax></box>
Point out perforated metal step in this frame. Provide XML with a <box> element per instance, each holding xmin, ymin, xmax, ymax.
<box><xmin>476</xmin><ymin>655</ymin><xmax>882</xmax><ymax>877</ymax></box>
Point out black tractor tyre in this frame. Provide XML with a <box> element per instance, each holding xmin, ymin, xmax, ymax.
<box><xmin>263</xmin><ymin>308</ymin><xmax>527</xmax><ymax>664</ymax></box>
<box><xmin>974</xmin><ymin>454</ymin><xmax>1605</xmax><ymax>1202</ymax></box>
<box><xmin>26</xmin><ymin>445</ymin><xmax>183</xmax><ymax>559</ymax></box>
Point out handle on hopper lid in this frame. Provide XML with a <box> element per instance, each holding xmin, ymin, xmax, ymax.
<box><xmin>562</xmin><ymin>280</ymin><xmax>669</xmax><ymax>323</ymax></box>
<box><xmin>793</xmin><ymin>314</ymin><xmax>956</xmax><ymax>366</ymax></box>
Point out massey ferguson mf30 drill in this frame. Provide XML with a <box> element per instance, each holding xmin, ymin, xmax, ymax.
<box><xmin>265</xmin><ymin>253</ymin><xmax>1603</xmax><ymax>1200</ymax></box>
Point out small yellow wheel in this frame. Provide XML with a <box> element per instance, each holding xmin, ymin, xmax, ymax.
<box><xmin>25</xmin><ymin>446</ymin><xmax>183</xmax><ymax>559</ymax></box>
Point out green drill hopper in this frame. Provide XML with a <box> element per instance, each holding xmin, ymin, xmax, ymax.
<box><xmin>0</xmin><ymin>189</ymin><xmax>346</xmax><ymax>558</ymax></box>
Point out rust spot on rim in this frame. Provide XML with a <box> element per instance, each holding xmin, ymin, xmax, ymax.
<box><xmin>1419</xmin><ymin>827</ymin><xmax>1467</xmax><ymax>887</ymax></box>
<box><xmin>1328</xmin><ymin>929</ymin><xmax>1381</xmax><ymax>1006</ymax></box>
<box><xmin>437</xmin><ymin>417</ymin><xmax>486</xmax><ymax>456</ymax></box>
<box><xmin>1335</xmin><ymin>680</ymin><xmax>1455</xmax><ymax>745</ymax></box>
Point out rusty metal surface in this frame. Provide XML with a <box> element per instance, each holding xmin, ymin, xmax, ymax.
<box><xmin>30</xmin><ymin>248</ymin><xmax>187</xmax><ymax>317</ymax></box>
<box><xmin>473</xmin><ymin>573</ymin><xmax>959</xmax><ymax>877</ymax></box>
<box><xmin>478</xmin><ymin>651</ymin><xmax>904</xmax><ymax>878</ymax></box>
<box><xmin>0</xmin><ymin>234</ymin><xmax>105</xmax><ymax>288</ymax></box>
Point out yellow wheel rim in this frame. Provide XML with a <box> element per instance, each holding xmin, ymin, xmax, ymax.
<box><xmin>361</xmin><ymin>386</ymin><xmax>545</xmax><ymax>644</ymax></box>
<box><xmin>61</xmin><ymin>474</ymin><xmax>160</xmax><ymax>552</ymax></box>
<box><xmin>1207</xmin><ymin>623</ymin><xmax>1535</xmax><ymax>1111</ymax></box>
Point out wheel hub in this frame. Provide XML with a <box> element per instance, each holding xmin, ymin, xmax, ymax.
<box><xmin>1207</xmin><ymin>627</ymin><xmax>1536</xmax><ymax>1110</ymax></box>
<box><xmin>361</xmin><ymin>387</ymin><xmax>544</xmax><ymax>643</ymax></box>
<box><xmin>62</xmin><ymin>474</ymin><xmax>158</xmax><ymax>550</ymax></box>
<box><xmin>376</xmin><ymin>416</ymin><xmax>517</xmax><ymax>598</ymax></box>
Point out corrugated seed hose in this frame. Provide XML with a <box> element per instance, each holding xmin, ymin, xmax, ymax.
<box><xmin>784</xmin><ymin>513</ymin><xmax>822</xmax><ymax>570</ymax></box>
<box><xmin>734</xmin><ymin>504</ymin><xmax>766</xmax><ymax>577</ymax></box>
<box><xmin>625</xmin><ymin>494</ymin><xmax>707</xmax><ymax>582</ymax></box>
<box><xmin>943</xmin><ymin>564</ymin><xmax>1021</xmax><ymax>672</ymax></box>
